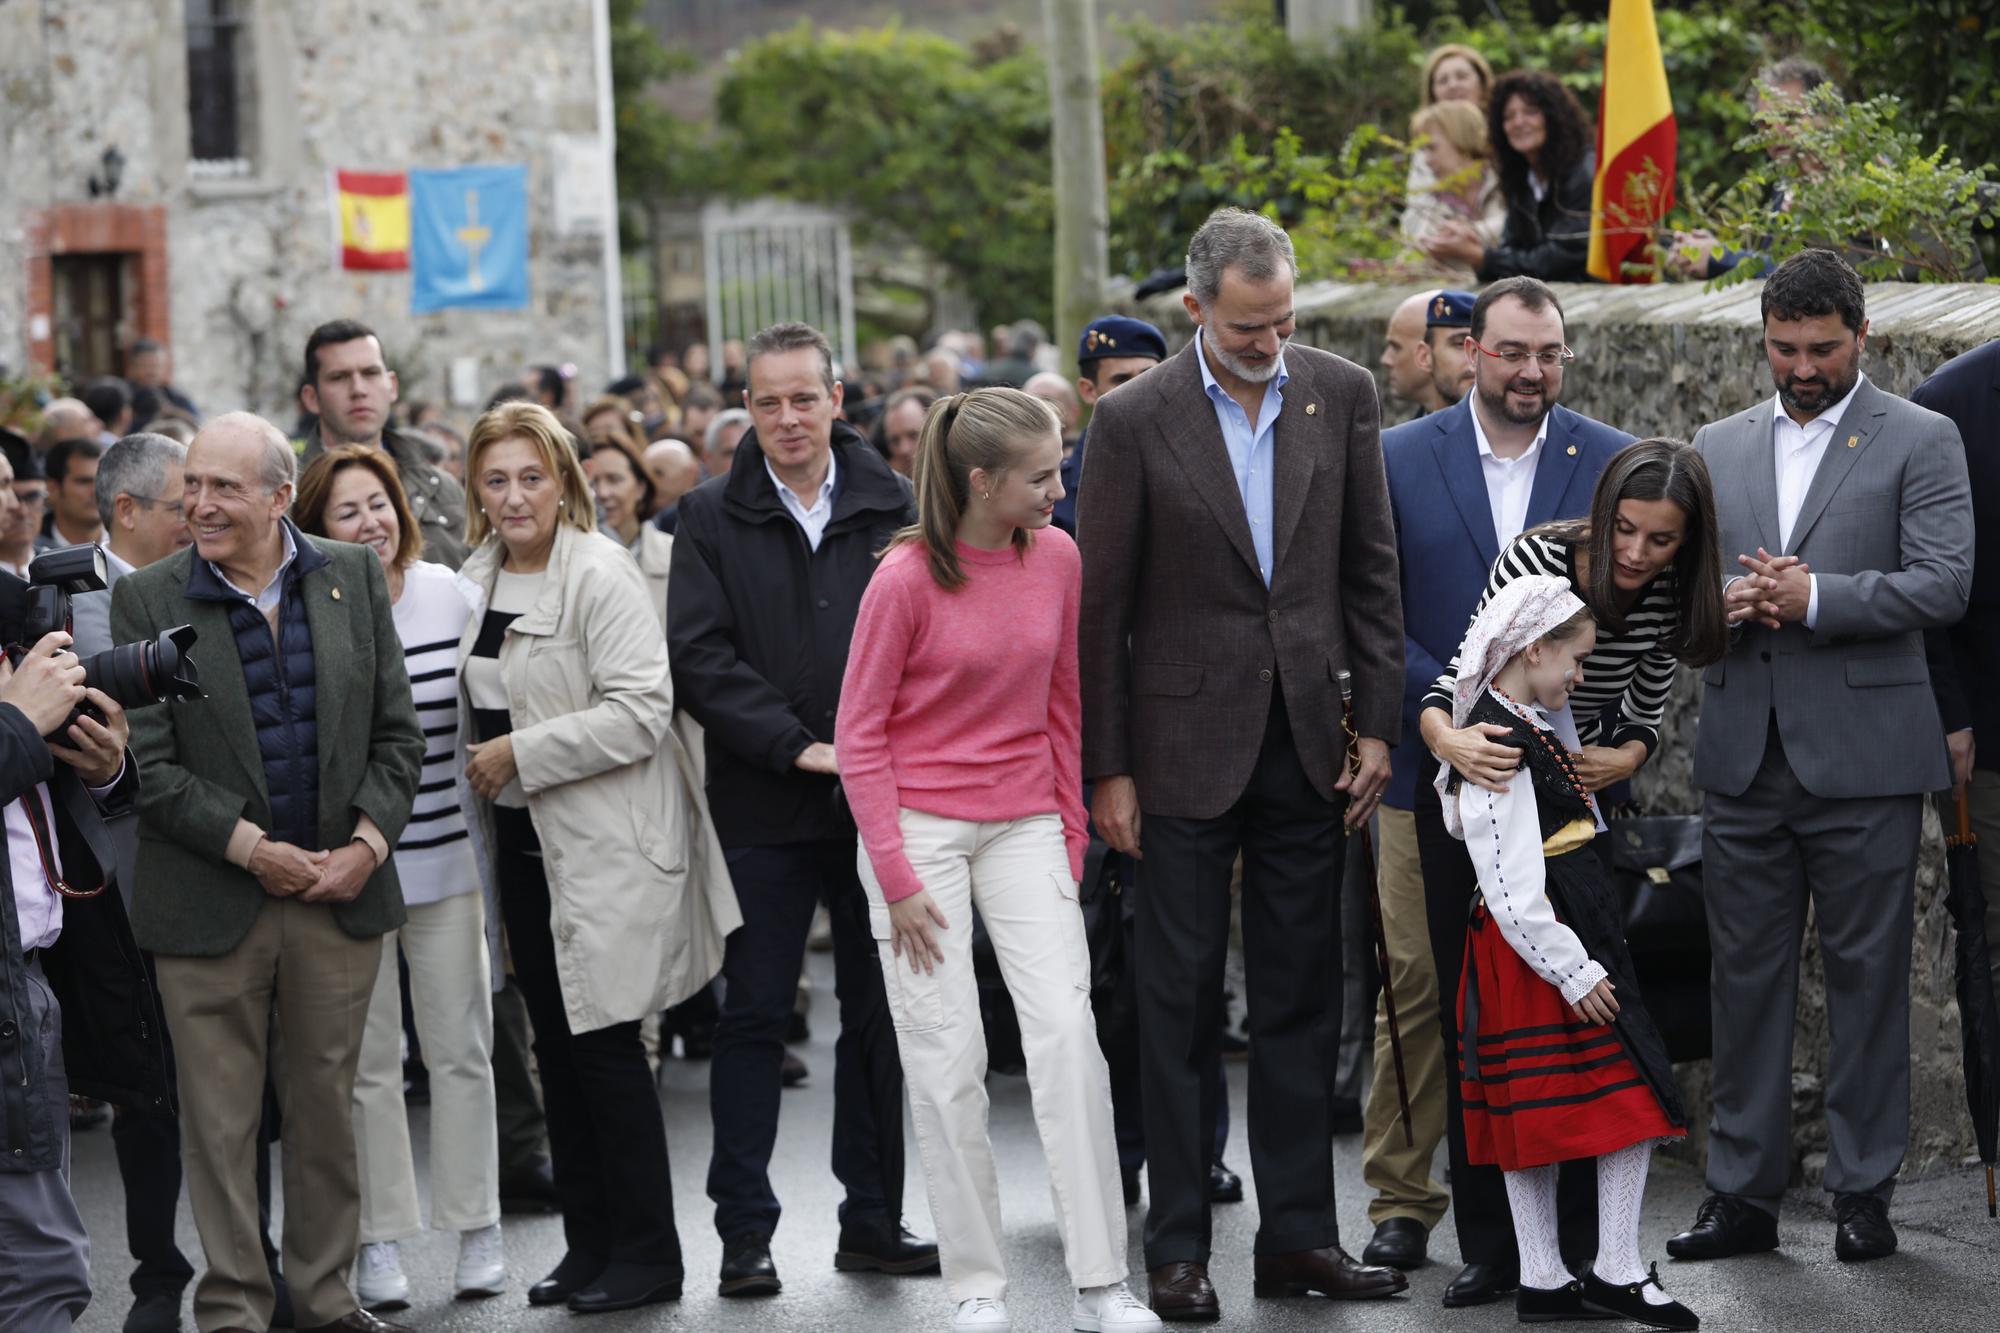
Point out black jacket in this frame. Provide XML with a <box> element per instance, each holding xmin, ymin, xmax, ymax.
<box><xmin>0</xmin><ymin>698</ymin><xmax>169</xmax><ymax>1172</ymax></box>
<box><xmin>1919</xmin><ymin>339</ymin><xmax>2000</xmax><ymax>749</ymax></box>
<box><xmin>1479</xmin><ymin>155</ymin><xmax>1596</xmax><ymax>284</ymax></box>
<box><xmin>668</xmin><ymin>422</ymin><xmax>916</xmax><ymax>846</ymax></box>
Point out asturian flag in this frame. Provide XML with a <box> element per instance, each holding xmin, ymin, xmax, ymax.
<box><xmin>409</xmin><ymin>165</ymin><xmax>530</xmax><ymax>313</ymax></box>
<box><xmin>333</xmin><ymin>170</ymin><xmax>410</xmax><ymax>271</ymax></box>
<box><xmin>1587</xmin><ymin>0</ymin><xmax>1677</xmax><ymax>283</ymax></box>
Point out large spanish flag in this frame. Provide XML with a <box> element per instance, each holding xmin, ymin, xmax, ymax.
<box><xmin>1588</xmin><ymin>0</ymin><xmax>1676</xmax><ymax>282</ymax></box>
<box><xmin>334</xmin><ymin>170</ymin><xmax>411</xmax><ymax>271</ymax></box>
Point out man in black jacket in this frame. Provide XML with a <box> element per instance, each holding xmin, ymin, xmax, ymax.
<box><xmin>1921</xmin><ymin>337</ymin><xmax>2000</xmax><ymax>1019</ymax></box>
<box><xmin>669</xmin><ymin>322</ymin><xmax>936</xmax><ymax>1297</ymax></box>
<box><xmin>0</xmin><ymin>577</ymin><xmax>167</xmax><ymax>1332</ymax></box>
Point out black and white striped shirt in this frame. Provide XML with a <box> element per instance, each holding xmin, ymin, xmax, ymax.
<box><xmin>390</xmin><ymin>561</ymin><xmax>478</xmax><ymax>904</ymax></box>
<box><xmin>1422</xmin><ymin>530</ymin><xmax>1682</xmax><ymax>754</ymax></box>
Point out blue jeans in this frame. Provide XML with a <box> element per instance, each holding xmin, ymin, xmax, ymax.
<box><xmin>706</xmin><ymin>839</ymin><xmax>905</xmax><ymax>1240</ymax></box>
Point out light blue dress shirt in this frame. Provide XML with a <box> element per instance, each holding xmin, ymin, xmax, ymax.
<box><xmin>1195</xmin><ymin>328</ymin><xmax>1288</xmax><ymax>586</ymax></box>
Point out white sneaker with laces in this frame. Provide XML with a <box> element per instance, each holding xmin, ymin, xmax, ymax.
<box><xmin>1074</xmin><ymin>1281</ymin><xmax>1164</xmax><ymax>1331</ymax></box>
<box><xmin>454</xmin><ymin>1222</ymin><xmax>508</xmax><ymax>1298</ymax></box>
<box><xmin>953</xmin><ymin>1295</ymin><xmax>1012</xmax><ymax>1330</ymax></box>
<box><xmin>356</xmin><ymin>1239</ymin><xmax>410</xmax><ymax>1310</ymax></box>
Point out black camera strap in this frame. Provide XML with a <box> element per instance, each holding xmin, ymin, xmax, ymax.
<box><xmin>17</xmin><ymin>782</ymin><xmax>104</xmax><ymax>901</ymax></box>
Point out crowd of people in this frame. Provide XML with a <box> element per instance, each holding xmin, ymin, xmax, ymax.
<box><xmin>0</xmin><ymin>188</ymin><xmax>1992</xmax><ymax>1333</ymax></box>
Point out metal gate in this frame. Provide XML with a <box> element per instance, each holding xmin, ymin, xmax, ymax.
<box><xmin>701</xmin><ymin>199</ymin><xmax>856</xmax><ymax>378</ymax></box>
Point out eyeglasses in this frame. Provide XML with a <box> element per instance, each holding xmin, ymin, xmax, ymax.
<box><xmin>132</xmin><ymin>495</ymin><xmax>186</xmax><ymax>520</ymax></box>
<box><xmin>1468</xmin><ymin>339</ymin><xmax>1575</xmax><ymax>370</ymax></box>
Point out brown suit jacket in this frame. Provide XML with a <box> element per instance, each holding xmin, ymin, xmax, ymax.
<box><xmin>1077</xmin><ymin>338</ymin><xmax>1403</xmax><ymax>820</ymax></box>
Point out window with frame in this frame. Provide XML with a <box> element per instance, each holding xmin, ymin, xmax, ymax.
<box><xmin>185</xmin><ymin>0</ymin><xmax>255</xmax><ymax>175</ymax></box>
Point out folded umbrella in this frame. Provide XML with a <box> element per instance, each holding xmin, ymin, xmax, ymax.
<box><xmin>1944</xmin><ymin>783</ymin><xmax>1999</xmax><ymax>1219</ymax></box>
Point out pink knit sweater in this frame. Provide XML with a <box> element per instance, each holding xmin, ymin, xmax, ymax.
<box><xmin>836</xmin><ymin>530</ymin><xmax>1087</xmax><ymax>903</ymax></box>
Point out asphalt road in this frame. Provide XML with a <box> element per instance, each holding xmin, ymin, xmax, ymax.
<box><xmin>68</xmin><ymin>949</ymin><xmax>2000</xmax><ymax>1332</ymax></box>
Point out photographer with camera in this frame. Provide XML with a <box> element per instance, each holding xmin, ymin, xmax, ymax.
<box><xmin>0</xmin><ymin>449</ymin><xmax>168</xmax><ymax>1329</ymax></box>
<box><xmin>112</xmin><ymin>412</ymin><xmax>424</xmax><ymax>1333</ymax></box>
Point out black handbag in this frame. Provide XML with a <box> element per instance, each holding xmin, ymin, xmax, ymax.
<box><xmin>1604</xmin><ymin>812</ymin><xmax>1713</xmax><ymax>1062</ymax></box>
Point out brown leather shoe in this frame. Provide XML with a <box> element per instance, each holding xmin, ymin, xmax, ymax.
<box><xmin>1253</xmin><ymin>1246</ymin><xmax>1408</xmax><ymax>1300</ymax></box>
<box><xmin>1148</xmin><ymin>1261</ymin><xmax>1221</xmax><ymax>1322</ymax></box>
<box><xmin>299</xmin><ymin>1311</ymin><xmax>415</xmax><ymax>1332</ymax></box>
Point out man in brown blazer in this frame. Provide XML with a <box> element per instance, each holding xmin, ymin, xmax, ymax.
<box><xmin>1078</xmin><ymin>207</ymin><xmax>1407</xmax><ymax>1320</ymax></box>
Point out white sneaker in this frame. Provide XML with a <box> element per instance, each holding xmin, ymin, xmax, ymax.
<box><xmin>455</xmin><ymin>1222</ymin><xmax>508</xmax><ymax>1298</ymax></box>
<box><xmin>1075</xmin><ymin>1281</ymin><xmax>1164</xmax><ymax>1331</ymax></box>
<box><xmin>356</xmin><ymin>1240</ymin><xmax>410</xmax><ymax>1310</ymax></box>
<box><xmin>953</xmin><ymin>1296</ymin><xmax>1013</xmax><ymax>1330</ymax></box>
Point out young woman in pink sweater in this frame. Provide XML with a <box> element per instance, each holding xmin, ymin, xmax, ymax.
<box><xmin>838</xmin><ymin>388</ymin><xmax>1159</xmax><ymax>1333</ymax></box>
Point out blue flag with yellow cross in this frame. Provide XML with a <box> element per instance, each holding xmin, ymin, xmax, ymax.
<box><xmin>410</xmin><ymin>165</ymin><xmax>530</xmax><ymax>313</ymax></box>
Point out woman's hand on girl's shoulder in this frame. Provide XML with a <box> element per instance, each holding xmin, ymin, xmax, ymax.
<box><xmin>887</xmin><ymin>889</ymin><xmax>950</xmax><ymax>976</ymax></box>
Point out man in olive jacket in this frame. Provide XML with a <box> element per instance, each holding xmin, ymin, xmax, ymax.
<box><xmin>112</xmin><ymin>413</ymin><xmax>424</xmax><ymax>1333</ymax></box>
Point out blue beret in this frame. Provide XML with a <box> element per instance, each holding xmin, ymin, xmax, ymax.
<box><xmin>1425</xmin><ymin>290</ymin><xmax>1476</xmax><ymax>329</ymax></box>
<box><xmin>1078</xmin><ymin>315</ymin><xmax>1167</xmax><ymax>365</ymax></box>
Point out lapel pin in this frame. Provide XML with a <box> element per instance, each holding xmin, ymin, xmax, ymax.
<box><xmin>331</xmin><ymin>587</ymin><xmax>342</xmax><ymax>601</ymax></box>
<box><xmin>1305</xmin><ymin>402</ymin><xmax>1317</xmax><ymax>416</ymax></box>
<box><xmin>1566</xmin><ymin>445</ymin><xmax>1577</xmax><ymax>456</ymax></box>
<box><xmin>1846</xmin><ymin>435</ymin><xmax>1858</xmax><ymax>448</ymax></box>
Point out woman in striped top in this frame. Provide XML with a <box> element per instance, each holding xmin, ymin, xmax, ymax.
<box><xmin>1420</xmin><ymin>438</ymin><xmax>1729</xmax><ymax>796</ymax></box>
<box><xmin>296</xmin><ymin>445</ymin><xmax>506</xmax><ymax>1309</ymax></box>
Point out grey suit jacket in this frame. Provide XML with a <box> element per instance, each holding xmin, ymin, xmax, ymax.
<box><xmin>1692</xmin><ymin>379</ymin><xmax>1972</xmax><ymax>799</ymax></box>
<box><xmin>1077</xmin><ymin>339</ymin><xmax>1403</xmax><ymax>819</ymax></box>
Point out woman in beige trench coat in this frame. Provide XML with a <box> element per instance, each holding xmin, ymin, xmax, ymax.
<box><xmin>454</xmin><ymin>402</ymin><xmax>740</xmax><ymax>1316</ymax></box>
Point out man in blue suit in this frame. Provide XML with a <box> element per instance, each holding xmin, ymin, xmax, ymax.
<box><xmin>1363</xmin><ymin>278</ymin><xmax>1632</xmax><ymax>1304</ymax></box>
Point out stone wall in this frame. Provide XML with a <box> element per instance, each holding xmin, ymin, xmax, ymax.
<box><xmin>2</xmin><ymin>1</ymin><xmax>619</xmax><ymax>422</ymax></box>
<box><xmin>1136</xmin><ymin>277</ymin><xmax>2000</xmax><ymax>1183</ymax></box>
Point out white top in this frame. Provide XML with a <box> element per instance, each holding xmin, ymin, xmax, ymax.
<box><xmin>389</xmin><ymin>561</ymin><xmax>478</xmax><ymax>905</ymax></box>
<box><xmin>1469</xmin><ymin>401</ymin><xmax>1549</xmax><ymax>547</ymax></box>
<box><xmin>765</xmin><ymin>450</ymin><xmax>839</xmax><ymax>552</ymax></box>
<box><xmin>1455</xmin><ymin>689</ymin><xmax>1608</xmax><ymax>1007</ymax></box>
<box><xmin>1768</xmin><ymin>374</ymin><xmax>1865</xmax><ymax>629</ymax></box>
<box><xmin>8</xmin><ymin>786</ymin><xmax>68</xmax><ymax>951</ymax></box>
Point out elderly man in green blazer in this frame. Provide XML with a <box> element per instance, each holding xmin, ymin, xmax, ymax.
<box><xmin>111</xmin><ymin>412</ymin><xmax>424</xmax><ymax>1333</ymax></box>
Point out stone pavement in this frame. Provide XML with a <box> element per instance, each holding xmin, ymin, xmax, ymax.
<box><xmin>67</xmin><ymin>950</ymin><xmax>1999</xmax><ymax>1332</ymax></box>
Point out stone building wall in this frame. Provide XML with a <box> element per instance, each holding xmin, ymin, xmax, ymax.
<box><xmin>1138</xmin><ymin>277</ymin><xmax>2000</xmax><ymax>1183</ymax></box>
<box><xmin>2</xmin><ymin>1</ymin><xmax>619</xmax><ymax>423</ymax></box>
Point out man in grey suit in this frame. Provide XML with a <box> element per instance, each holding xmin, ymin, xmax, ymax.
<box><xmin>1079</xmin><ymin>208</ymin><xmax>1407</xmax><ymax>1320</ymax></box>
<box><xmin>1670</xmin><ymin>249</ymin><xmax>1972</xmax><ymax>1265</ymax></box>
<box><xmin>69</xmin><ymin>432</ymin><xmax>192</xmax><ymax>659</ymax></box>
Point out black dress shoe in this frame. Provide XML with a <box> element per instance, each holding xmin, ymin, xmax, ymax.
<box><xmin>528</xmin><ymin>1251</ymin><xmax>607</xmax><ymax>1306</ymax></box>
<box><xmin>1579</xmin><ymin>1265</ymin><xmax>1700</xmax><ymax>1329</ymax></box>
<box><xmin>1518</xmin><ymin>1278</ymin><xmax>1625</xmax><ymax>1323</ymax></box>
<box><xmin>1361</xmin><ymin>1217</ymin><xmax>1428</xmax><ymax>1271</ymax></box>
<box><xmin>1833</xmin><ymin>1193</ymin><xmax>1897</xmax><ymax>1262</ymax></box>
<box><xmin>566</xmin><ymin>1261</ymin><xmax>684</xmax><ymax>1314</ymax></box>
<box><xmin>1665</xmin><ymin>1194</ymin><xmax>1779</xmax><ymax>1261</ymax></box>
<box><xmin>1149</xmin><ymin>1262</ymin><xmax>1222</xmax><ymax>1322</ymax></box>
<box><xmin>719</xmin><ymin>1235</ymin><xmax>781</xmax><ymax>1297</ymax></box>
<box><xmin>1122</xmin><ymin>1164</ymin><xmax>1142</xmax><ymax>1207</ymax></box>
<box><xmin>1208</xmin><ymin>1160</ymin><xmax>1243</xmax><ymax>1203</ymax></box>
<box><xmin>123</xmin><ymin>1291</ymin><xmax>183</xmax><ymax>1333</ymax></box>
<box><xmin>781</xmin><ymin>1051</ymin><xmax>810</xmax><ymax>1087</ymax></box>
<box><xmin>498</xmin><ymin>1157</ymin><xmax>560</xmax><ymax>1214</ymax></box>
<box><xmin>834</xmin><ymin>1215</ymin><xmax>941</xmax><ymax>1274</ymax></box>
<box><xmin>1442</xmin><ymin>1261</ymin><xmax>1519</xmax><ymax>1307</ymax></box>
<box><xmin>1252</xmin><ymin>1246</ymin><xmax>1407</xmax><ymax>1300</ymax></box>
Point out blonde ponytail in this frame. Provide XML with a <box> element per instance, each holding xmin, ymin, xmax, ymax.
<box><xmin>888</xmin><ymin>387</ymin><xmax>1060</xmax><ymax>589</ymax></box>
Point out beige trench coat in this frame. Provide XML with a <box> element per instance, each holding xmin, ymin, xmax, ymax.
<box><xmin>456</xmin><ymin>522</ymin><xmax>740</xmax><ymax>1033</ymax></box>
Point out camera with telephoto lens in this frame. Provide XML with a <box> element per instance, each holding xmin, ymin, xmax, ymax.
<box><xmin>4</xmin><ymin>546</ymin><xmax>203</xmax><ymax>734</ymax></box>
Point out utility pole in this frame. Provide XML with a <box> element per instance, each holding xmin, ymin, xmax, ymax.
<box><xmin>1043</xmin><ymin>0</ymin><xmax>1109</xmax><ymax>375</ymax></box>
<box><xmin>1284</xmin><ymin>0</ymin><xmax>1375</xmax><ymax>49</ymax></box>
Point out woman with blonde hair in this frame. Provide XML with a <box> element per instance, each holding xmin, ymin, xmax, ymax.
<box><xmin>1406</xmin><ymin>99</ymin><xmax>1507</xmax><ymax>280</ymax></box>
<box><xmin>838</xmin><ymin>388</ymin><xmax>1160</xmax><ymax>1333</ymax></box>
<box><xmin>1404</xmin><ymin>42</ymin><xmax>1497</xmax><ymax>248</ymax></box>
<box><xmin>455</xmin><ymin>401</ymin><xmax>740</xmax><ymax>1314</ymax></box>
<box><xmin>294</xmin><ymin>445</ymin><xmax>508</xmax><ymax>1310</ymax></box>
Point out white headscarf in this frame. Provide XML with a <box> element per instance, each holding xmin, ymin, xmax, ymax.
<box><xmin>1433</xmin><ymin>574</ymin><xmax>1588</xmax><ymax>837</ymax></box>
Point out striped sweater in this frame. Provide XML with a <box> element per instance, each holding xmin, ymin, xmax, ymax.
<box><xmin>1422</xmin><ymin>529</ymin><xmax>1682</xmax><ymax>754</ymax></box>
<box><xmin>390</xmin><ymin>561</ymin><xmax>479</xmax><ymax>905</ymax></box>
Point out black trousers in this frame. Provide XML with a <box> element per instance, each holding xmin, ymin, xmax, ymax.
<box><xmin>490</xmin><ymin>976</ymin><xmax>551</xmax><ymax>1178</ymax></box>
<box><xmin>112</xmin><ymin>951</ymin><xmax>280</xmax><ymax>1301</ymax></box>
<box><xmin>495</xmin><ymin>830</ymin><xmax>682</xmax><ymax>1271</ymax></box>
<box><xmin>706</xmin><ymin>838</ymin><xmax>903</xmax><ymax>1240</ymax></box>
<box><xmin>1413</xmin><ymin>754</ymin><xmax>1598</xmax><ymax>1268</ymax></box>
<box><xmin>1135</xmin><ymin>686</ymin><xmax>1345</xmax><ymax>1268</ymax></box>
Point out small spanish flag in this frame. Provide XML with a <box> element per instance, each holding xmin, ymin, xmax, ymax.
<box><xmin>1587</xmin><ymin>0</ymin><xmax>1676</xmax><ymax>283</ymax></box>
<box><xmin>334</xmin><ymin>170</ymin><xmax>410</xmax><ymax>271</ymax></box>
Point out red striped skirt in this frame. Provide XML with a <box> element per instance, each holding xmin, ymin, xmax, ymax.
<box><xmin>1457</xmin><ymin>902</ymin><xmax>1682</xmax><ymax>1171</ymax></box>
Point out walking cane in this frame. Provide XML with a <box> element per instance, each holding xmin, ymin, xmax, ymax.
<box><xmin>1340</xmin><ymin>670</ymin><xmax>1414</xmax><ymax>1148</ymax></box>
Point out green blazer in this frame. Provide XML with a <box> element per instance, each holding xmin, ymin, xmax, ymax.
<box><xmin>110</xmin><ymin>535</ymin><xmax>425</xmax><ymax>957</ymax></box>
